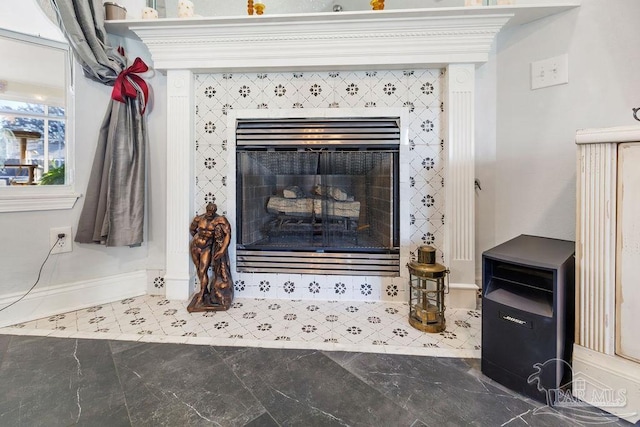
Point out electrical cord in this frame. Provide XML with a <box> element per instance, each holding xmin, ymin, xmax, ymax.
<box><xmin>0</xmin><ymin>236</ymin><xmax>62</xmax><ymax>313</ymax></box>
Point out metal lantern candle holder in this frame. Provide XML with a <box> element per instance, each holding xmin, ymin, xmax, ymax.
<box><xmin>407</xmin><ymin>246</ymin><xmax>449</xmax><ymax>333</ymax></box>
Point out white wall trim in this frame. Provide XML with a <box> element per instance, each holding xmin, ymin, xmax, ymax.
<box><xmin>445</xmin><ymin>63</ymin><xmax>477</xmax><ymax>287</ymax></box>
<box><xmin>576</xmin><ymin>125</ymin><xmax>640</xmax><ymax>145</ymax></box>
<box><xmin>0</xmin><ymin>270</ymin><xmax>147</xmax><ymax>328</ymax></box>
<box><xmin>447</xmin><ymin>282</ymin><xmax>479</xmax><ymax>310</ymax></box>
<box><xmin>573</xmin><ymin>345</ymin><xmax>640</xmax><ymax>424</ymax></box>
<box><xmin>104</xmin><ymin>5</ymin><xmax>582</xmax><ymax>73</ymax></box>
<box><xmin>164</xmin><ymin>69</ymin><xmax>195</xmax><ymax>301</ymax></box>
<box><xmin>0</xmin><ymin>189</ymin><xmax>80</xmax><ymax>212</ymax></box>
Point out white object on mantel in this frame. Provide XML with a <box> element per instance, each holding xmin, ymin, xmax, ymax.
<box><xmin>465</xmin><ymin>0</ymin><xmax>515</xmax><ymax>5</ymax></box>
<box><xmin>141</xmin><ymin>6</ymin><xmax>158</xmax><ymax>19</ymax></box>
<box><xmin>104</xmin><ymin>2</ymin><xmax>127</xmax><ymax>20</ymax></box>
<box><xmin>115</xmin><ymin>0</ymin><xmax>145</xmax><ymax>19</ymax></box>
<box><xmin>177</xmin><ymin>0</ymin><xmax>194</xmax><ymax>18</ymax></box>
<box><xmin>574</xmin><ymin>125</ymin><xmax>640</xmax><ymax>424</ymax></box>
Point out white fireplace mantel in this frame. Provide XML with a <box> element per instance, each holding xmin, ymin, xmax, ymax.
<box><xmin>106</xmin><ymin>4</ymin><xmax>578</xmax><ymax>72</ymax></box>
<box><xmin>105</xmin><ymin>4</ymin><xmax>579</xmax><ymax>304</ymax></box>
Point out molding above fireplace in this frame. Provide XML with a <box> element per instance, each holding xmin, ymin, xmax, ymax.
<box><xmin>106</xmin><ymin>4</ymin><xmax>578</xmax><ymax>72</ymax></box>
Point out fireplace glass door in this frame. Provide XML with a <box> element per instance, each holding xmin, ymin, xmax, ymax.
<box><xmin>235</xmin><ymin>117</ymin><xmax>400</xmax><ymax>275</ymax></box>
<box><xmin>237</xmin><ymin>148</ymin><xmax>398</xmax><ymax>250</ymax></box>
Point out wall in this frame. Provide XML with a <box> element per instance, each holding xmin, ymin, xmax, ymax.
<box><xmin>5</xmin><ymin>0</ymin><xmax>636</xmax><ymax>309</ymax></box>
<box><xmin>0</xmin><ymin>0</ymin><xmax>64</xmax><ymax>41</ymax></box>
<box><xmin>0</xmin><ymin>1</ymin><xmax>167</xmax><ymax>324</ymax></box>
<box><xmin>474</xmin><ymin>45</ymin><xmax>497</xmax><ymax>281</ymax></box>
<box><xmin>490</xmin><ymin>0</ymin><xmax>640</xmax><ymax>248</ymax></box>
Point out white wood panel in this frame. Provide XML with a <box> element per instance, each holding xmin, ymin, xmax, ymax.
<box><xmin>616</xmin><ymin>142</ymin><xmax>640</xmax><ymax>363</ymax></box>
<box><xmin>445</xmin><ymin>63</ymin><xmax>476</xmax><ymax>286</ymax></box>
<box><xmin>575</xmin><ymin>142</ymin><xmax>617</xmax><ymax>353</ymax></box>
<box><xmin>574</xmin><ymin>126</ymin><xmax>640</xmax><ymax>424</ymax></box>
<box><xmin>164</xmin><ymin>70</ymin><xmax>195</xmax><ymax>301</ymax></box>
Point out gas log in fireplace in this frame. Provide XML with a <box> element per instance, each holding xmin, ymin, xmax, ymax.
<box><xmin>235</xmin><ymin>117</ymin><xmax>400</xmax><ymax>276</ymax></box>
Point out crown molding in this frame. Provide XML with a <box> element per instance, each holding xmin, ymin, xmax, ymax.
<box><xmin>0</xmin><ymin>187</ymin><xmax>79</xmax><ymax>212</ymax></box>
<box><xmin>576</xmin><ymin>125</ymin><xmax>640</xmax><ymax>145</ymax></box>
<box><xmin>109</xmin><ymin>9</ymin><xmax>517</xmax><ymax>72</ymax></box>
<box><xmin>105</xmin><ymin>5</ymin><xmax>579</xmax><ymax>72</ymax></box>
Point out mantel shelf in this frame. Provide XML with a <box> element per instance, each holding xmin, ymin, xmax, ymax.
<box><xmin>104</xmin><ymin>3</ymin><xmax>579</xmax><ymax>72</ymax></box>
<box><xmin>105</xmin><ymin>4</ymin><xmax>580</xmax><ymax>38</ymax></box>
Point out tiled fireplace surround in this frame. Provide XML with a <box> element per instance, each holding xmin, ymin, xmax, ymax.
<box><xmin>199</xmin><ymin>72</ymin><xmax>437</xmax><ymax>292</ymax></box>
<box><xmin>203</xmin><ymin>84</ymin><xmax>449</xmax><ymax>303</ymax></box>
<box><xmin>120</xmin><ymin>9</ymin><xmax>515</xmax><ymax>310</ymax></box>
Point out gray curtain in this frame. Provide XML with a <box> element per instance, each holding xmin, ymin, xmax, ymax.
<box><xmin>48</xmin><ymin>0</ymin><xmax>147</xmax><ymax>246</ymax></box>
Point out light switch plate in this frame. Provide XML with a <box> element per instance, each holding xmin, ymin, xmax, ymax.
<box><xmin>531</xmin><ymin>54</ymin><xmax>569</xmax><ymax>90</ymax></box>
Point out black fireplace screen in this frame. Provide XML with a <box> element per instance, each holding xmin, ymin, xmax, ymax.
<box><xmin>235</xmin><ymin>118</ymin><xmax>400</xmax><ymax>275</ymax></box>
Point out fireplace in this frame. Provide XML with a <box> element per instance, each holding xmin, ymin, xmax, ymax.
<box><xmin>111</xmin><ymin>8</ymin><xmax>515</xmax><ymax>306</ymax></box>
<box><xmin>235</xmin><ymin>117</ymin><xmax>400</xmax><ymax>275</ymax></box>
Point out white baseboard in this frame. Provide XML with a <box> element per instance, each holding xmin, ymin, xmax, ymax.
<box><xmin>0</xmin><ymin>270</ymin><xmax>147</xmax><ymax>328</ymax></box>
<box><xmin>572</xmin><ymin>344</ymin><xmax>640</xmax><ymax>424</ymax></box>
<box><xmin>447</xmin><ymin>282</ymin><xmax>479</xmax><ymax>310</ymax></box>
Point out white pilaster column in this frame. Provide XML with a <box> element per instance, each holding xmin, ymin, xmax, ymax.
<box><xmin>164</xmin><ymin>69</ymin><xmax>194</xmax><ymax>300</ymax></box>
<box><xmin>445</xmin><ymin>63</ymin><xmax>477</xmax><ymax>287</ymax></box>
<box><xmin>575</xmin><ymin>140</ymin><xmax>618</xmax><ymax>354</ymax></box>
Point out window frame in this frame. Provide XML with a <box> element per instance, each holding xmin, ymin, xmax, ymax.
<box><xmin>0</xmin><ymin>28</ymin><xmax>79</xmax><ymax>213</ymax></box>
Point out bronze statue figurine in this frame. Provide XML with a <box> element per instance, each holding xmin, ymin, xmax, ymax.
<box><xmin>187</xmin><ymin>202</ymin><xmax>234</xmax><ymax>312</ymax></box>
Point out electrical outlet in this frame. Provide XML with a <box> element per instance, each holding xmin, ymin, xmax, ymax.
<box><xmin>531</xmin><ymin>54</ymin><xmax>569</xmax><ymax>90</ymax></box>
<box><xmin>50</xmin><ymin>226</ymin><xmax>73</xmax><ymax>254</ymax></box>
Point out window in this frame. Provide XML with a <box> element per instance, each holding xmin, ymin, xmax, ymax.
<box><xmin>0</xmin><ymin>29</ymin><xmax>78</xmax><ymax>211</ymax></box>
<box><xmin>0</xmin><ymin>100</ymin><xmax>66</xmax><ymax>185</ymax></box>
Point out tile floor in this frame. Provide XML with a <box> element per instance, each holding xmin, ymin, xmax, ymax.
<box><xmin>1</xmin><ymin>298</ymin><xmax>634</xmax><ymax>426</ymax></box>
<box><xmin>0</xmin><ymin>335</ymin><xmax>631</xmax><ymax>426</ymax></box>
<box><xmin>0</xmin><ymin>295</ymin><xmax>481</xmax><ymax>358</ymax></box>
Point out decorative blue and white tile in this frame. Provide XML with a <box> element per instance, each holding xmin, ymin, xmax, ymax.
<box><xmin>227</xmin><ymin>77</ymin><xmax>257</xmax><ymax>110</ymax></box>
<box><xmin>318</xmin><ymin>275</ymin><xmax>350</xmax><ymax>300</ymax></box>
<box><xmin>354</xmin><ymin>279</ymin><xmax>381</xmax><ymax>301</ymax></box>
<box><xmin>273</xmin><ymin>274</ymin><xmax>306</xmax><ymax>300</ymax></box>
<box><xmin>408</xmin><ymin>69</ymin><xmax>442</xmax><ymax>108</ymax></box>
<box><xmin>41</xmin><ymin>296</ymin><xmax>504</xmax><ymax>355</ymax></box>
<box><xmin>147</xmin><ymin>270</ymin><xmax>166</xmax><ymax>295</ymax></box>
<box><xmin>268</xmin><ymin>74</ymin><xmax>294</xmax><ymax>109</ymax></box>
<box><xmin>196</xmin><ymin>74</ymin><xmax>225</xmax><ymax>111</ymax></box>
<box><xmin>334</xmin><ymin>72</ymin><xmax>365</xmax><ymax>108</ymax></box>
<box><xmin>378</xmin><ymin>276</ymin><xmax>404</xmax><ymax>303</ymax></box>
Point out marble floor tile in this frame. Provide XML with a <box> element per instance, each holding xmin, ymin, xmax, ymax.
<box><xmin>112</xmin><ymin>342</ymin><xmax>265</xmax><ymax>426</ymax></box>
<box><xmin>0</xmin><ymin>336</ymin><xmax>130</xmax><ymax>426</ymax></box>
<box><xmin>0</xmin><ymin>335</ymin><xmax>631</xmax><ymax>427</ymax></box>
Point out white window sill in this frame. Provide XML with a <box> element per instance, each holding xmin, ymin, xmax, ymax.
<box><xmin>0</xmin><ymin>187</ymin><xmax>80</xmax><ymax>212</ymax></box>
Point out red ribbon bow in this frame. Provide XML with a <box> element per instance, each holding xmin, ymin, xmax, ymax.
<box><xmin>111</xmin><ymin>57</ymin><xmax>150</xmax><ymax>114</ymax></box>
